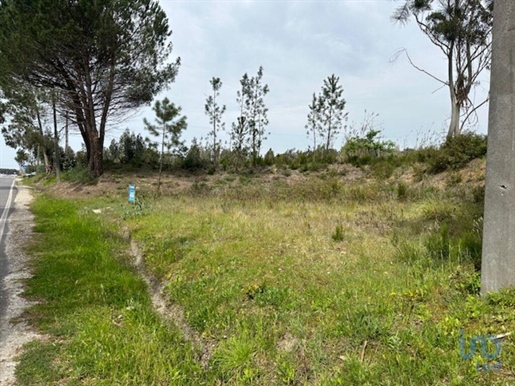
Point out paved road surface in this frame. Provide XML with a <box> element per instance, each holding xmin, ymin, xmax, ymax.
<box><xmin>0</xmin><ymin>175</ymin><xmax>17</xmax><ymax>320</ymax></box>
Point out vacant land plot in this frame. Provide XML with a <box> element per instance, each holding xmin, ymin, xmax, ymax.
<box><xmin>17</xmin><ymin>167</ymin><xmax>515</xmax><ymax>385</ymax></box>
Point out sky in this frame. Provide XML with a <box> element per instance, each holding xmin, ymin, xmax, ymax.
<box><xmin>0</xmin><ymin>0</ymin><xmax>490</xmax><ymax>169</ymax></box>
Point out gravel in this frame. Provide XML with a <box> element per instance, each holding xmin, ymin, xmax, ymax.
<box><xmin>0</xmin><ymin>182</ymin><xmax>40</xmax><ymax>386</ymax></box>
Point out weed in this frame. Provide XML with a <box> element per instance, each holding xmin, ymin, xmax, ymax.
<box><xmin>281</xmin><ymin>168</ymin><xmax>292</xmax><ymax>177</ymax></box>
<box><xmin>332</xmin><ymin>223</ymin><xmax>345</xmax><ymax>241</ymax></box>
<box><xmin>276</xmin><ymin>356</ymin><xmax>297</xmax><ymax>385</ymax></box>
<box><xmin>395</xmin><ymin>240</ymin><xmax>427</xmax><ymax>263</ymax></box>
<box><xmin>425</xmin><ymin>222</ymin><xmax>450</xmax><ymax>259</ymax></box>
<box><xmin>121</xmin><ymin>197</ymin><xmax>149</xmax><ymax>219</ymax></box>
<box><xmin>446</xmin><ymin>172</ymin><xmax>463</xmax><ymax>186</ymax></box>
<box><xmin>190</xmin><ymin>181</ymin><xmax>212</xmax><ymax>196</ymax></box>
<box><xmin>472</xmin><ymin>186</ymin><xmax>485</xmax><ymax>204</ymax></box>
<box><xmin>212</xmin><ymin>336</ymin><xmax>258</xmax><ymax>382</ymax></box>
<box><xmin>397</xmin><ymin>181</ymin><xmax>408</xmax><ymax>201</ymax></box>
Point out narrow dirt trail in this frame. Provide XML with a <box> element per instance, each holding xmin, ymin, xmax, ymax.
<box><xmin>128</xmin><ymin>238</ymin><xmax>215</xmax><ymax>367</ymax></box>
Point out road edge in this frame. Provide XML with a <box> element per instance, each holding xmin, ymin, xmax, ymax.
<box><xmin>0</xmin><ymin>180</ymin><xmax>41</xmax><ymax>386</ymax></box>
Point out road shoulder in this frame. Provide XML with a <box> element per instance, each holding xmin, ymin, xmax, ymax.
<box><xmin>0</xmin><ymin>181</ymin><xmax>40</xmax><ymax>386</ymax></box>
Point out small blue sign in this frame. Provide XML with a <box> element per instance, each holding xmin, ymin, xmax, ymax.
<box><xmin>128</xmin><ymin>184</ymin><xmax>136</xmax><ymax>204</ymax></box>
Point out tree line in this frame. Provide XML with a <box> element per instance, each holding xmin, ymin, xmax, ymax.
<box><xmin>0</xmin><ymin>0</ymin><xmax>494</xmax><ymax>178</ymax></box>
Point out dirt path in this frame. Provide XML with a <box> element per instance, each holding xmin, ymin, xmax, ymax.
<box><xmin>0</xmin><ymin>182</ymin><xmax>40</xmax><ymax>385</ymax></box>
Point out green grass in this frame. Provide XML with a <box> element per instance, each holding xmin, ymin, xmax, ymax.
<box><xmin>17</xmin><ymin>174</ymin><xmax>515</xmax><ymax>385</ymax></box>
<box><xmin>17</xmin><ymin>195</ymin><xmax>201</xmax><ymax>385</ymax></box>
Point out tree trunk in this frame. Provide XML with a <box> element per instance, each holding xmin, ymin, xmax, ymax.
<box><xmin>87</xmin><ymin>133</ymin><xmax>103</xmax><ymax>178</ymax></box>
<box><xmin>447</xmin><ymin>99</ymin><xmax>461</xmax><ymax>139</ymax></box>
<box><xmin>65</xmin><ymin>111</ymin><xmax>69</xmax><ymax>150</ymax></box>
<box><xmin>35</xmin><ymin>105</ymin><xmax>52</xmax><ymax>174</ymax></box>
<box><xmin>52</xmin><ymin>96</ymin><xmax>61</xmax><ymax>182</ymax></box>
<box><xmin>446</xmin><ymin>43</ymin><xmax>461</xmax><ymax>139</ymax></box>
<box><xmin>158</xmin><ymin>125</ymin><xmax>165</xmax><ymax>193</ymax></box>
<box><xmin>326</xmin><ymin>109</ymin><xmax>333</xmax><ymax>152</ymax></box>
<box><xmin>43</xmin><ymin>152</ymin><xmax>52</xmax><ymax>174</ymax></box>
<box><xmin>213</xmin><ymin>121</ymin><xmax>218</xmax><ymax>170</ymax></box>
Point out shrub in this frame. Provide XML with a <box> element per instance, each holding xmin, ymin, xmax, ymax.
<box><xmin>428</xmin><ymin>132</ymin><xmax>487</xmax><ymax>173</ymax></box>
<box><xmin>343</xmin><ymin>127</ymin><xmax>396</xmax><ymax>167</ymax></box>
<box><xmin>264</xmin><ymin>148</ymin><xmax>275</xmax><ymax>166</ymax></box>
<box><xmin>182</xmin><ymin>142</ymin><xmax>210</xmax><ymax>170</ymax></box>
<box><xmin>397</xmin><ymin>182</ymin><xmax>408</xmax><ymax>201</ymax></box>
<box><xmin>369</xmin><ymin>156</ymin><xmax>400</xmax><ymax>179</ymax></box>
<box><xmin>62</xmin><ymin>165</ymin><xmax>97</xmax><ymax>184</ymax></box>
<box><xmin>332</xmin><ymin>224</ymin><xmax>344</xmax><ymax>241</ymax></box>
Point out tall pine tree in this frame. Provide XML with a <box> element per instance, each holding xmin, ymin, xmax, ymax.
<box><xmin>205</xmin><ymin>77</ymin><xmax>226</xmax><ymax>170</ymax></box>
<box><xmin>144</xmin><ymin>98</ymin><xmax>187</xmax><ymax>192</ymax></box>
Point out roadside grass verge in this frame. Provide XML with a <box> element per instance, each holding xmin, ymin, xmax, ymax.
<box><xmin>17</xmin><ymin>195</ymin><xmax>201</xmax><ymax>385</ymax></box>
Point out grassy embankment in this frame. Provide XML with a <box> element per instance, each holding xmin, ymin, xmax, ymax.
<box><xmin>16</xmin><ymin>161</ymin><xmax>515</xmax><ymax>385</ymax></box>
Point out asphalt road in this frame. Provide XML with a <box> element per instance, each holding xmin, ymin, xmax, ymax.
<box><xmin>0</xmin><ymin>175</ymin><xmax>17</xmax><ymax>319</ymax></box>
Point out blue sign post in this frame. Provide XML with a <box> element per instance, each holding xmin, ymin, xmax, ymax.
<box><xmin>128</xmin><ymin>184</ymin><xmax>136</xmax><ymax>204</ymax></box>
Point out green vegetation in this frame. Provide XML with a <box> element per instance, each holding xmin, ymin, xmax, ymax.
<box><xmin>16</xmin><ymin>153</ymin><xmax>515</xmax><ymax>384</ymax></box>
<box><xmin>427</xmin><ymin>132</ymin><xmax>488</xmax><ymax>173</ymax></box>
<box><xmin>0</xmin><ymin>0</ymin><xmax>180</xmax><ymax>177</ymax></box>
<box><xmin>17</xmin><ymin>196</ymin><xmax>200</xmax><ymax>385</ymax></box>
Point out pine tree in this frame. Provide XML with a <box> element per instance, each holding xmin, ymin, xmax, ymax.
<box><xmin>246</xmin><ymin>66</ymin><xmax>269</xmax><ymax>166</ymax></box>
<box><xmin>144</xmin><ymin>98</ymin><xmax>187</xmax><ymax>192</ymax></box>
<box><xmin>231</xmin><ymin>67</ymin><xmax>270</xmax><ymax>168</ymax></box>
<box><xmin>306</xmin><ymin>93</ymin><xmax>322</xmax><ymax>156</ymax></box>
<box><xmin>231</xmin><ymin>74</ymin><xmax>251</xmax><ymax>169</ymax></box>
<box><xmin>205</xmin><ymin>77</ymin><xmax>226</xmax><ymax>170</ymax></box>
<box><xmin>319</xmin><ymin>75</ymin><xmax>347</xmax><ymax>151</ymax></box>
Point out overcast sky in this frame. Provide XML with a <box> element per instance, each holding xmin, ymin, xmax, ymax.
<box><xmin>0</xmin><ymin>0</ymin><xmax>490</xmax><ymax>169</ymax></box>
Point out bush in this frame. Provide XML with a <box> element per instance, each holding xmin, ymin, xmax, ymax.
<box><xmin>332</xmin><ymin>223</ymin><xmax>344</xmax><ymax>241</ymax></box>
<box><xmin>397</xmin><ymin>181</ymin><xmax>408</xmax><ymax>201</ymax></box>
<box><xmin>62</xmin><ymin>166</ymin><xmax>97</xmax><ymax>184</ymax></box>
<box><xmin>182</xmin><ymin>142</ymin><xmax>210</xmax><ymax>170</ymax></box>
<box><xmin>368</xmin><ymin>156</ymin><xmax>402</xmax><ymax>179</ymax></box>
<box><xmin>428</xmin><ymin>132</ymin><xmax>487</xmax><ymax>173</ymax></box>
<box><xmin>343</xmin><ymin>126</ymin><xmax>396</xmax><ymax>166</ymax></box>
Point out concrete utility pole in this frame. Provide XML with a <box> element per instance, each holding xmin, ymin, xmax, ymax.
<box><xmin>481</xmin><ymin>0</ymin><xmax>515</xmax><ymax>294</ymax></box>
